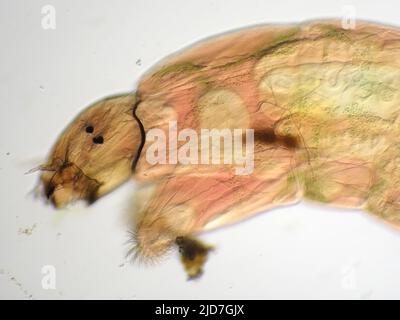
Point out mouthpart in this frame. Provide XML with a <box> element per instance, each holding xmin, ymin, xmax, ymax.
<box><xmin>41</xmin><ymin>161</ymin><xmax>100</xmax><ymax>208</ymax></box>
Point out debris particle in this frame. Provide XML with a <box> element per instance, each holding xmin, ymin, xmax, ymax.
<box><xmin>1</xmin><ymin>270</ymin><xmax>33</xmax><ymax>299</ymax></box>
<box><xmin>18</xmin><ymin>224</ymin><xmax>37</xmax><ymax>236</ymax></box>
<box><xmin>136</xmin><ymin>59</ymin><xmax>142</xmax><ymax>66</ymax></box>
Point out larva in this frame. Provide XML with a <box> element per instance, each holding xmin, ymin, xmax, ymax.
<box><xmin>40</xmin><ymin>20</ymin><xmax>400</xmax><ymax>279</ymax></box>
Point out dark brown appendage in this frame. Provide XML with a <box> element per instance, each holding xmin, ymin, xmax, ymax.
<box><xmin>175</xmin><ymin>236</ymin><xmax>213</xmax><ymax>280</ymax></box>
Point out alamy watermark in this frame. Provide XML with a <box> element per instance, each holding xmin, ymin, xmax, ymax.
<box><xmin>341</xmin><ymin>264</ymin><xmax>357</xmax><ymax>290</ymax></box>
<box><xmin>41</xmin><ymin>265</ymin><xmax>56</xmax><ymax>290</ymax></box>
<box><xmin>341</xmin><ymin>5</ymin><xmax>356</xmax><ymax>30</ymax></box>
<box><xmin>145</xmin><ymin>121</ymin><xmax>254</xmax><ymax>175</ymax></box>
<box><xmin>41</xmin><ymin>5</ymin><xmax>56</xmax><ymax>30</ymax></box>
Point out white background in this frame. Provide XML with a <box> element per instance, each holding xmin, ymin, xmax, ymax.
<box><xmin>1</xmin><ymin>0</ymin><xmax>400</xmax><ymax>299</ymax></box>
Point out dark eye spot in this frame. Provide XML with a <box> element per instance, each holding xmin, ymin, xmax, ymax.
<box><xmin>85</xmin><ymin>126</ymin><xmax>94</xmax><ymax>133</ymax></box>
<box><xmin>93</xmin><ymin>136</ymin><xmax>104</xmax><ymax>144</ymax></box>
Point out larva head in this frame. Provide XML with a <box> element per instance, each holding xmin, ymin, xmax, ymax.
<box><xmin>40</xmin><ymin>93</ymin><xmax>142</xmax><ymax>208</ymax></box>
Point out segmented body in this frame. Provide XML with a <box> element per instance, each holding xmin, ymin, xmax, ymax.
<box><xmin>42</xmin><ymin>21</ymin><xmax>400</xmax><ymax>278</ymax></box>
<box><xmin>130</xmin><ymin>21</ymin><xmax>400</xmax><ymax>266</ymax></box>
